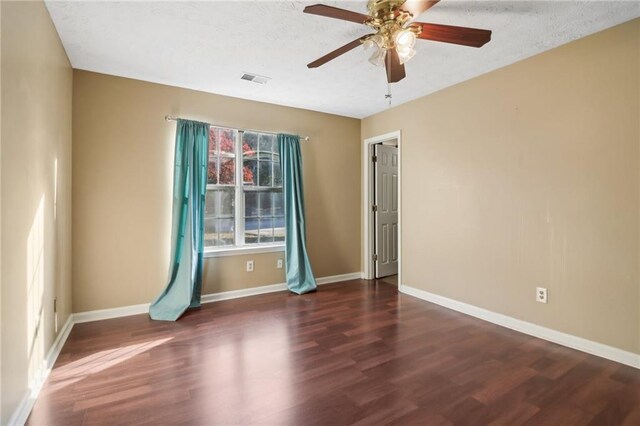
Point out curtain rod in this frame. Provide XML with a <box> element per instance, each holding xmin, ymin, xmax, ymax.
<box><xmin>165</xmin><ymin>115</ymin><xmax>310</xmax><ymax>142</ymax></box>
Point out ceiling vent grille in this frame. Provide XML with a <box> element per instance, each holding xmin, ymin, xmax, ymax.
<box><xmin>240</xmin><ymin>73</ymin><xmax>271</xmax><ymax>84</ymax></box>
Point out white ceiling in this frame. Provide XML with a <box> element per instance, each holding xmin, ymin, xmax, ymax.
<box><xmin>46</xmin><ymin>1</ymin><xmax>639</xmax><ymax>118</ymax></box>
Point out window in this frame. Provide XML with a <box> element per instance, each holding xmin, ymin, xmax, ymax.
<box><xmin>205</xmin><ymin>127</ymin><xmax>284</xmax><ymax>253</ymax></box>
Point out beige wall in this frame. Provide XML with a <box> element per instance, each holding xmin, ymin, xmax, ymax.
<box><xmin>362</xmin><ymin>19</ymin><xmax>640</xmax><ymax>354</ymax></box>
<box><xmin>72</xmin><ymin>71</ymin><xmax>361</xmax><ymax>312</ymax></box>
<box><xmin>1</xmin><ymin>0</ymin><xmax>73</xmax><ymax>422</ymax></box>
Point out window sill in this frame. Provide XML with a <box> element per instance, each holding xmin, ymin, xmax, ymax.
<box><xmin>204</xmin><ymin>244</ymin><xmax>285</xmax><ymax>258</ymax></box>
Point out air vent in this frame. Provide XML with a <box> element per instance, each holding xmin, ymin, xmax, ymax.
<box><xmin>240</xmin><ymin>72</ymin><xmax>271</xmax><ymax>85</ymax></box>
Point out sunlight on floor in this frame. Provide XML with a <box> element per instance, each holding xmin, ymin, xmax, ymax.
<box><xmin>41</xmin><ymin>337</ymin><xmax>173</xmax><ymax>395</ymax></box>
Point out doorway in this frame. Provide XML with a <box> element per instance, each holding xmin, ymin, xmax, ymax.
<box><xmin>373</xmin><ymin>143</ymin><xmax>399</xmax><ymax>278</ymax></box>
<box><xmin>363</xmin><ymin>131</ymin><xmax>402</xmax><ymax>285</ymax></box>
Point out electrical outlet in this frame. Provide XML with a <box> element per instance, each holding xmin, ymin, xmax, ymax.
<box><xmin>536</xmin><ymin>287</ymin><xmax>548</xmax><ymax>304</ymax></box>
<box><xmin>277</xmin><ymin>259</ymin><xmax>283</xmax><ymax>269</ymax></box>
<box><xmin>246</xmin><ymin>260</ymin><xmax>254</xmax><ymax>272</ymax></box>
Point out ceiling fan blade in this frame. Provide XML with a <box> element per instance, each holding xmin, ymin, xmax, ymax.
<box><xmin>307</xmin><ymin>37</ymin><xmax>367</xmax><ymax>68</ymax></box>
<box><xmin>303</xmin><ymin>4</ymin><xmax>370</xmax><ymax>24</ymax></box>
<box><xmin>416</xmin><ymin>22</ymin><xmax>492</xmax><ymax>47</ymax></box>
<box><xmin>385</xmin><ymin>48</ymin><xmax>406</xmax><ymax>83</ymax></box>
<box><xmin>400</xmin><ymin>1</ymin><xmax>440</xmax><ymax>18</ymax></box>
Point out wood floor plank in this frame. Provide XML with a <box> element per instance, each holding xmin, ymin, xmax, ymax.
<box><xmin>26</xmin><ymin>279</ymin><xmax>640</xmax><ymax>425</ymax></box>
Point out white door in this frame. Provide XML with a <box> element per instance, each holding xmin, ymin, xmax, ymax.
<box><xmin>374</xmin><ymin>144</ymin><xmax>399</xmax><ymax>278</ymax></box>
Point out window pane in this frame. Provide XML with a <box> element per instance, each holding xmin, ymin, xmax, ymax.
<box><xmin>219</xmin><ymin>158</ymin><xmax>235</xmax><ymax>185</ymax></box>
<box><xmin>274</xmin><ymin>216</ymin><xmax>285</xmax><ymax>242</ymax></box>
<box><xmin>216</xmin><ymin>218</ymin><xmax>235</xmax><ymax>246</ymax></box>
<box><xmin>245</xmin><ymin>218</ymin><xmax>259</xmax><ymax>245</ymax></box>
<box><xmin>258</xmin><ymin>160</ymin><xmax>272</xmax><ymax>187</ymax></box>
<box><xmin>208</xmin><ymin>127</ymin><xmax>217</xmax><ymax>155</ymax></box>
<box><xmin>204</xmin><ymin>216</ymin><xmax>216</xmax><ymax>247</ymax></box>
<box><xmin>259</xmin><ymin>191</ymin><xmax>273</xmax><ymax>217</ymax></box>
<box><xmin>245</xmin><ymin>192</ymin><xmax>258</xmax><ymax>217</ymax></box>
<box><xmin>208</xmin><ymin>159</ymin><xmax>218</xmax><ymax>185</ymax></box>
<box><xmin>205</xmin><ymin>189</ymin><xmax>235</xmax><ymax>249</ymax></box>
<box><xmin>259</xmin><ymin>218</ymin><xmax>274</xmax><ymax>243</ymax></box>
<box><xmin>273</xmin><ymin>163</ymin><xmax>282</xmax><ymax>187</ymax></box>
<box><xmin>219</xmin><ymin>128</ymin><xmax>236</xmax><ymax>155</ymax></box>
<box><xmin>206</xmin><ymin>189</ymin><xmax>234</xmax><ymax>217</ymax></box>
<box><xmin>243</xmin><ymin>132</ymin><xmax>258</xmax><ymax>154</ymax></box>
<box><xmin>259</xmin><ymin>134</ymin><xmax>274</xmax><ymax>155</ymax></box>
<box><xmin>273</xmin><ymin>192</ymin><xmax>284</xmax><ymax>216</ymax></box>
<box><xmin>205</xmin><ymin>190</ymin><xmax>217</xmax><ymax>217</ymax></box>
<box><xmin>244</xmin><ymin>190</ymin><xmax>285</xmax><ymax>246</ymax></box>
<box><xmin>217</xmin><ymin>190</ymin><xmax>234</xmax><ymax>218</ymax></box>
<box><xmin>243</xmin><ymin>159</ymin><xmax>256</xmax><ymax>186</ymax></box>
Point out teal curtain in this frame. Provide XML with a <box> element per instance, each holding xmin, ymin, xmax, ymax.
<box><xmin>278</xmin><ymin>134</ymin><xmax>317</xmax><ymax>294</ymax></box>
<box><xmin>150</xmin><ymin>119</ymin><xmax>209</xmax><ymax>321</ymax></box>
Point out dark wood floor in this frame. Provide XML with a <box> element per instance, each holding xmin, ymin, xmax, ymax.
<box><xmin>27</xmin><ymin>279</ymin><xmax>639</xmax><ymax>425</ymax></box>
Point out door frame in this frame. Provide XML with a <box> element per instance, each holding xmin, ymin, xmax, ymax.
<box><xmin>362</xmin><ymin>130</ymin><xmax>402</xmax><ymax>286</ymax></box>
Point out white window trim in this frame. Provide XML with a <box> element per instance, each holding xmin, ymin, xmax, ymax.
<box><xmin>206</xmin><ymin>129</ymin><xmax>285</xmax><ymax>257</ymax></box>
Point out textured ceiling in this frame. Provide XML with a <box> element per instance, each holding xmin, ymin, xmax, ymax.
<box><xmin>46</xmin><ymin>1</ymin><xmax>639</xmax><ymax>118</ymax></box>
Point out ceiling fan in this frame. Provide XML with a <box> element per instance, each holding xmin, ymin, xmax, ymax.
<box><xmin>304</xmin><ymin>0</ymin><xmax>492</xmax><ymax>83</ymax></box>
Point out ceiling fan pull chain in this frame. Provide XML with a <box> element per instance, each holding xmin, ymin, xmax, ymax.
<box><xmin>385</xmin><ymin>82</ymin><xmax>393</xmax><ymax>108</ymax></box>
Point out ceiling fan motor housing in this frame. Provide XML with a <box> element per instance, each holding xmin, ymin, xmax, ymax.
<box><xmin>367</xmin><ymin>0</ymin><xmax>405</xmax><ymax>18</ymax></box>
<box><xmin>365</xmin><ymin>0</ymin><xmax>421</xmax><ymax>49</ymax></box>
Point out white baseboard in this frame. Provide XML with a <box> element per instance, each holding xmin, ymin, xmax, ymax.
<box><xmin>200</xmin><ymin>271</ymin><xmax>363</xmax><ymax>303</ymax></box>
<box><xmin>400</xmin><ymin>284</ymin><xmax>640</xmax><ymax>370</ymax></box>
<box><xmin>73</xmin><ymin>272</ymin><xmax>364</xmax><ymax>324</ymax></box>
<box><xmin>73</xmin><ymin>302</ymin><xmax>150</xmax><ymax>324</ymax></box>
<box><xmin>8</xmin><ymin>316</ymin><xmax>74</xmax><ymax>426</ymax></box>
<box><xmin>200</xmin><ymin>282</ymin><xmax>286</xmax><ymax>304</ymax></box>
<box><xmin>316</xmin><ymin>272</ymin><xmax>363</xmax><ymax>285</ymax></box>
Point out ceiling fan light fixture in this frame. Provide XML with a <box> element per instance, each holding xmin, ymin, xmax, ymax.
<box><xmin>394</xmin><ymin>29</ymin><xmax>416</xmax><ymax>49</ymax></box>
<box><xmin>396</xmin><ymin>45</ymin><xmax>416</xmax><ymax>64</ymax></box>
<box><xmin>364</xmin><ymin>35</ymin><xmax>386</xmax><ymax>67</ymax></box>
<box><xmin>368</xmin><ymin>47</ymin><xmax>387</xmax><ymax>67</ymax></box>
